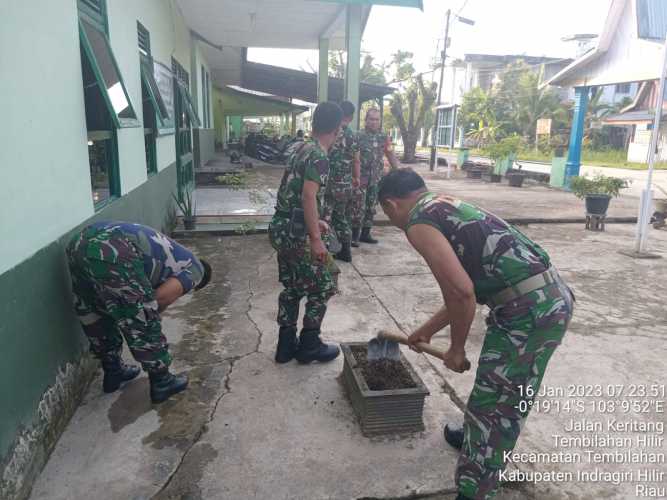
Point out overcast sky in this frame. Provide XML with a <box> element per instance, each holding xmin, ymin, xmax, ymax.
<box><xmin>250</xmin><ymin>0</ymin><xmax>612</xmax><ymax>81</ymax></box>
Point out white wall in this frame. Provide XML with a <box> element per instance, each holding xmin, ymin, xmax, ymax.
<box><xmin>0</xmin><ymin>0</ymin><xmax>200</xmax><ymax>275</ymax></box>
<box><xmin>108</xmin><ymin>0</ymin><xmax>193</xmax><ymax>179</ymax></box>
<box><xmin>0</xmin><ymin>1</ymin><xmax>93</xmax><ymax>275</ymax></box>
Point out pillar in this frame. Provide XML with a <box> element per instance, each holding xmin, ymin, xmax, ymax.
<box><xmin>318</xmin><ymin>38</ymin><xmax>329</xmax><ymax>103</ymax></box>
<box><xmin>291</xmin><ymin>112</ymin><xmax>298</xmax><ymax>136</ymax></box>
<box><xmin>565</xmin><ymin>86</ymin><xmax>590</xmax><ymax>187</ymax></box>
<box><xmin>345</xmin><ymin>4</ymin><xmax>362</xmax><ymax>130</ymax></box>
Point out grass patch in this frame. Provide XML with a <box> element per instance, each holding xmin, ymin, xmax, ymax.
<box><xmin>466</xmin><ymin>148</ymin><xmax>667</xmax><ymax>171</ymax></box>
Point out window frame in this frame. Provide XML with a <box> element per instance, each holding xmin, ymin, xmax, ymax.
<box><xmin>78</xmin><ymin>18</ymin><xmax>140</xmax><ymax>129</ymax></box>
<box><xmin>176</xmin><ymin>81</ymin><xmax>202</xmax><ymax>128</ymax></box>
<box><xmin>140</xmin><ymin>55</ymin><xmax>169</xmax><ymax>126</ymax></box>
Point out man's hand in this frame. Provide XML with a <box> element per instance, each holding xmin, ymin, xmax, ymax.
<box><xmin>310</xmin><ymin>237</ymin><xmax>329</xmax><ymax>264</ymax></box>
<box><xmin>318</xmin><ymin>220</ymin><xmax>330</xmax><ymax>235</ymax></box>
<box><xmin>352</xmin><ymin>176</ymin><xmax>360</xmax><ymax>189</ymax></box>
<box><xmin>407</xmin><ymin>330</ymin><xmax>434</xmax><ymax>352</ymax></box>
<box><xmin>442</xmin><ymin>347</ymin><xmax>471</xmax><ymax>373</ymax></box>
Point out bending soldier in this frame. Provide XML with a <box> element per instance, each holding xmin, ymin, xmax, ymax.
<box><xmin>66</xmin><ymin>221</ymin><xmax>212</xmax><ymax>404</ymax></box>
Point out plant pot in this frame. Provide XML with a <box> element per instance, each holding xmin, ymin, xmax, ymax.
<box><xmin>490</xmin><ymin>174</ymin><xmax>502</xmax><ymax>183</ymax></box>
<box><xmin>466</xmin><ymin>169</ymin><xmax>483</xmax><ymax>179</ymax></box>
<box><xmin>183</xmin><ymin>216</ymin><xmax>196</xmax><ymax>230</ymax></box>
<box><xmin>341</xmin><ymin>342</ymin><xmax>430</xmax><ymax>436</ymax></box>
<box><xmin>585</xmin><ymin>194</ymin><xmax>611</xmax><ymax>216</ymax></box>
<box><xmin>507</xmin><ymin>174</ymin><xmax>525</xmax><ymax>187</ymax></box>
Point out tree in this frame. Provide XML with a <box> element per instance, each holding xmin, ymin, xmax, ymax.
<box><xmin>387</xmin><ymin>51</ymin><xmax>437</xmax><ymax>162</ymax></box>
<box><xmin>329</xmin><ymin>52</ymin><xmax>387</xmax><ymax>85</ymax></box>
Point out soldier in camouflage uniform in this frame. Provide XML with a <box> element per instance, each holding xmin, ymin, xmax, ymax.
<box><xmin>66</xmin><ymin>221</ymin><xmax>212</xmax><ymax>403</ymax></box>
<box><xmin>269</xmin><ymin>102</ymin><xmax>343</xmax><ymax>365</ymax></box>
<box><xmin>351</xmin><ymin>108</ymin><xmax>399</xmax><ymax>246</ymax></box>
<box><xmin>378</xmin><ymin>169</ymin><xmax>575</xmax><ymax>500</ymax></box>
<box><xmin>322</xmin><ymin>101</ymin><xmax>361</xmax><ymax>263</ymax></box>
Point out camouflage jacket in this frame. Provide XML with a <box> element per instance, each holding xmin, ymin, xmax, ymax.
<box><xmin>274</xmin><ymin>139</ymin><xmax>329</xmax><ymax>218</ymax></box>
<box><xmin>358</xmin><ymin>129</ymin><xmax>391</xmax><ymax>185</ymax></box>
<box><xmin>406</xmin><ymin>192</ymin><xmax>551</xmax><ymax>304</ymax></box>
<box><xmin>85</xmin><ymin>221</ymin><xmax>204</xmax><ymax>293</ymax></box>
<box><xmin>327</xmin><ymin>124</ymin><xmax>359</xmax><ymax>185</ymax></box>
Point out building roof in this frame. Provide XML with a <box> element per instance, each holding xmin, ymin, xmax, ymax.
<box><xmin>216</xmin><ymin>86</ymin><xmax>310</xmax><ymax>117</ymax></box>
<box><xmin>604</xmin><ymin>110</ymin><xmax>657</xmax><ymax>124</ymax></box>
<box><xmin>464</xmin><ymin>54</ymin><xmax>570</xmax><ymax>66</ymax></box>
<box><xmin>241</xmin><ymin>61</ymin><xmax>394</xmax><ymax>104</ymax></box>
<box><xmin>545</xmin><ymin>0</ymin><xmax>667</xmax><ymax>88</ymax></box>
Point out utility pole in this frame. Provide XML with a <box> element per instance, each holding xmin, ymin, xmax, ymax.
<box><xmin>430</xmin><ymin>9</ymin><xmax>451</xmax><ymax>171</ymax></box>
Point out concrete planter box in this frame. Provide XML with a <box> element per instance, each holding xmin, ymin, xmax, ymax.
<box><xmin>341</xmin><ymin>342</ymin><xmax>430</xmax><ymax>436</ymax></box>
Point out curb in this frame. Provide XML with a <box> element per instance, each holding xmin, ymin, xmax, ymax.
<box><xmin>173</xmin><ymin>216</ymin><xmax>639</xmax><ymax>238</ymax></box>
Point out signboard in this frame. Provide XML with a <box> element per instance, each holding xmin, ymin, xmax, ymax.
<box><xmin>536</xmin><ymin>118</ymin><xmax>552</xmax><ymax>136</ymax></box>
<box><xmin>154</xmin><ymin>60</ymin><xmax>175</xmax><ymax>135</ymax></box>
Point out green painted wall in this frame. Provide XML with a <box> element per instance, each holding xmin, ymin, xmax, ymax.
<box><xmin>0</xmin><ymin>164</ymin><xmax>177</xmax><ymax>493</ymax></box>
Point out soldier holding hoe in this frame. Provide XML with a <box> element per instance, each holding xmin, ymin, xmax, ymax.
<box><xmin>378</xmin><ymin>168</ymin><xmax>575</xmax><ymax>500</ymax></box>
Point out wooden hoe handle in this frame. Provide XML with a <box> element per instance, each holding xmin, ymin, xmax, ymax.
<box><xmin>377</xmin><ymin>330</ymin><xmax>447</xmax><ymax>359</ymax></box>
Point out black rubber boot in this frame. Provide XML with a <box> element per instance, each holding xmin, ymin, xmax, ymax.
<box><xmin>101</xmin><ymin>356</ymin><xmax>140</xmax><ymax>394</ymax></box>
<box><xmin>351</xmin><ymin>228</ymin><xmax>360</xmax><ymax>248</ymax></box>
<box><xmin>275</xmin><ymin>326</ymin><xmax>298</xmax><ymax>364</ymax></box>
<box><xmin>444</xmin><ymin>424</ymin><xmax>464</xmax><ymax>451</ymax></box>
<box><xmin>359</xmin><ymin>227</ymin><xmax>378</xmax><ymax>244</ymax></box>
<box><xmin>334</xmin><ymin>241</ymin><xmax>352</xmax><ymax>263</ymax></box>
<box><xmin>455</xmin><ymin>495</ymin><xmax>473</xmax><ymax>500</ymax></box>
<box><xmin>295</xmin><ymin>329</ymin><xmax>340</xmax><ymax>364</ymax></box>
<box><xmin>149</xmin><ymin>369</ymin><xmax>189</xmax><ymax>404</ymax></box>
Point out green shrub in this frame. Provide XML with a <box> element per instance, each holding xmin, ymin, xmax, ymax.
<box><xmin>570</xmin><ymin>174</ymin><xmax>629</xmax><ymax>199</ymax></box>
<box><xmin>483</xmin><ymin>135</ymin><xmax>522</xmax><ymax>163</ymax></box>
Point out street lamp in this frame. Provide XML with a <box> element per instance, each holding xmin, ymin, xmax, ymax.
<box><xmin>429</xmin><ymin>10</ymin><xmax>475</xmax><ymax>171</ymax></box>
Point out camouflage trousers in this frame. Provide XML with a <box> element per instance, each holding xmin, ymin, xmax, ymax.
<box><xmin>457</xmin><ymin>272</ymin><xmax>574</xmax><ymax>500</ymax></box>
<box><xmin>269</xmin><ymin>217</ymin><xmax>337</xmax><ymax>330</ymax></box>
<box><xmin>66</xmin><ymin>226</ymin><xmax>171</xmax><ymax>372</ymax></box>
<box><xmin>351</xmin><ymin>182</ymin><xmax>379</xmax><ymax>229</ymax></box>
<box><xmin>324</xmin><ymin>183</ymin><xmax>353</xmax><ymax>244</ymax></box>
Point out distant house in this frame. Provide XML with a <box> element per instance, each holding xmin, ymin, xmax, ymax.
<box><xmin>430</xmin><ymin>53</ymin><xmax>572</xmax><ymax>149</ymax></box>
<box><xmin>604</xmin><ymin>80</ymin><xmax>667</xmax><ymax>162</ymax></box>
<box><xmin>546</xmin><ymin>0</ymin><xmax>667</xmax><ymax>166</ymax></box>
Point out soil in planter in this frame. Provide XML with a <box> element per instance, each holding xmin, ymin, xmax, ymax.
<box><xmin>351</xmin><ymin>345</ymin><xmax>416</xmax><ymax>391</ymax></box>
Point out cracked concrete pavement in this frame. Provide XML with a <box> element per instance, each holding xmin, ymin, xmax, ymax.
<box><xmin>29</xmin><ymin>219</ymin><xmax>667</xmax><ymax>500</ymax></box>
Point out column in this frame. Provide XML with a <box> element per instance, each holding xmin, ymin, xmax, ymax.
<box><xmin>565</xmin><ymin>86</ymin><xmax>590</xmax><ymax>187</ymax></box>
<box><xmin>345</xmin><ymin>4</ymin><xmax>362</xmax><ymax>130</ymax></box>
<box><xmin>318</xmin><ymin>38</ymin><xmax>329</xmax><ymax>103</ymax></box>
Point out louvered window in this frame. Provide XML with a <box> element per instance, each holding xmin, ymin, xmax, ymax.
<box><xmin>137</xmin><ymin>22</ymin><xmax>151</xmax><ymax>56</ymax></box>
<box><xmin>78</xmin><ymin>0</ymin><xmax>107</xmax><ymax>32</ymax></box>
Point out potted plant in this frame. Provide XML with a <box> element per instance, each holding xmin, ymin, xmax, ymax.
<box><xmin>173</xmin><ymin>190</ymin><xmax>196</xmax><ymax>230</ymax></box>
<box><xmin>484</xmin><ymin>135</ymin><xmax>521</xmax><ymax>183</ymax></box>
<box><xmin>570</xmin><ymin>174</ymin><xmax>628</xmax><ymax>216</ymax></box>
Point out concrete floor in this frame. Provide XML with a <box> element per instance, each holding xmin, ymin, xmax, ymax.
<box><xmin>29</xmin><ymin>217</ymin><xmax>667</xmax><ymax>500</ymax></box>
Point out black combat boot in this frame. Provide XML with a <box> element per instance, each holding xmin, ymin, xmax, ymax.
<box><xmin>334</xmin><ymin>241</ymin><xmax>352</xmax><ymax>263</ymax></box>
<box><xmin>148</xmin><ymin>369</ymin><xmax>189</xmax><ymax>404</ymax></box>
<box><xmin>294</xmin><ymin>329</ymin><xmax>340</xmax><ymax>364</ymax></box>
<box><xmin>444</xmin><ymin>424</ymin><xmax>464</xmax><ymax>450</ymax></box>
<box><xmin>351</xmin><ymin>227</ymin><xmax>360</xmax><ymax>248</ymax></box>
<box><xmin>359</xmin><ymin>227</ymin><xmax>378</xmax><ymax>244</ymax></box>
<box><xmin>275</xmin><ymin>326</ymin><xmax>298</xmax><ymax>364</ymax></box>
<box><xmin>101</xmin><ymin>356</ymin><xmax>140</xmax><ymax>394</ymax></box>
